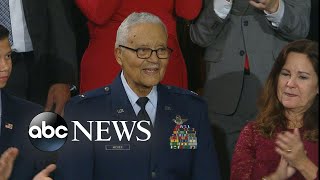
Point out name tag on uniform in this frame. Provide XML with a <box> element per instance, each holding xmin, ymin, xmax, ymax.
<box><xmin>105</xmin><ymin>144</ymin><xmax>130</xmax><ymax>151</ymax></box>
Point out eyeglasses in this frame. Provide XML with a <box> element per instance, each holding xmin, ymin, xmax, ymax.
<box><xmin>119</xmin><ymin>45</ymin><xmax>173</xmax><ymax>59</ymax></box>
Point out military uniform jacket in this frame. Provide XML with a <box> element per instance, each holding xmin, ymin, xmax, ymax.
<box><xmin>0</xmin><ymin>91</ymin><xmax>53</xmax><ymax>179</ymax></box>
<box><xmin>56</xmin><ymin>74</ymin><xmax>220</xmax><ymax>180</ymax></box>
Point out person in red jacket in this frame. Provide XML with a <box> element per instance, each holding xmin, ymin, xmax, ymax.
<box><xmin>76</xmin><ymin>0</ymin><xmax>202</xmax><ymax>93</ymax></box>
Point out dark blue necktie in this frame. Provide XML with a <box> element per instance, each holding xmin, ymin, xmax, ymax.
<box><xmin>136</xmin><ymin>97</ymin><xmax>153</xmax><ymax>140</ymax></box>
<box><xmin>0</xmin><ymin>0</ymin><xmax>13</xmax><ymax>45</ymax></box>
<box><xmin>136</xmin><ymin>97</ymin><xmax>151</xmax><ymax>122</ymax></box>
<box><xmin>137</xmin><ymin>97</ymin><xmax>155</xmax><ymax>178</ymax></box>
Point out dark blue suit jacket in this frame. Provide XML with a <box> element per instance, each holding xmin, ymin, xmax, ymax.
<box><xmin>0</xmin><ymin>91</ymin><xmax>55</xmax><ymax>179</ymax></box>
<box><xmin>56</xmin><ymin>75</ymin><xmax>220</xmax><ymax>180</ymax></box>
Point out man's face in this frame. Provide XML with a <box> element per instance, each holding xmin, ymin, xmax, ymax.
<box><xmin>0</xmin><ymin>38</ymin><xmax>12</xmax><ymax>88</ymax></box>
<box><xmin>115</xmin><ymin>23</ymin><xmax>169</xmax><ymax>95</ymax></box>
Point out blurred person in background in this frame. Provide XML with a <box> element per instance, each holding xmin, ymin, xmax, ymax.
<box><xmin>190</xmin><ymin>0</ymin><xmax>311</xmax><ymax>178</ymax></box>
<box><xmin>0</xmin><ymin>0</ymin><xmax>78</xmax><ymax>116</ymax></box>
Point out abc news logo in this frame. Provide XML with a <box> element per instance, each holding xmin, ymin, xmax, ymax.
<box><xmin>28</xmin><ymin>112</ymin><xmax>152</xmax><ymax>152</ymax></box>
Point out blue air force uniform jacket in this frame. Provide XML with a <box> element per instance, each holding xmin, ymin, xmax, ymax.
<box><xmin>0</xmin><ymin>91</ymin><xmax>54</xmax><ymax>179</ymax></box>
<box><xmin>56</xmin><ymin>75</ymin><xmax>220</xmax><ymax>180</ymax></box>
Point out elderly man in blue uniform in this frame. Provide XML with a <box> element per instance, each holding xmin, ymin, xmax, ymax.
<box><xmin>56</xmin><ymin>12</ymin><xmax>220</xmax><ymax>179</ymax></box>
<box><xmin>0</xmin><ymin>25</ymin><xmax>56</xmax><ymax>180</ymax></box>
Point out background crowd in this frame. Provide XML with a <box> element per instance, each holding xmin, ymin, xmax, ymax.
<box><xmin>0</xmin><ymin>0</ymin><xmax>318</xmax><ymax>179</ymax></box>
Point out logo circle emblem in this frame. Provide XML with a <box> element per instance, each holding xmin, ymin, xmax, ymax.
<box><xmin>28</xmin><ymin>112</ymin><xmax>68</xmax><ymax>152</ymax></box>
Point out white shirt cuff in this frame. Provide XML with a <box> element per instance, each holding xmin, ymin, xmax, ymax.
<box><xmin>264</xmin><ymin>0</ymin><xmax>285</xmax><ymax>27</ymax></box>
<box><xmin>214</xmin><ymin>0</ymin><xmax>232</xmax><ymax>19</ymax></box>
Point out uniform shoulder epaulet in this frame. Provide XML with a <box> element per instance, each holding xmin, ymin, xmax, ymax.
<box><xmin>69</xmin><ymin>86</ymin><xmax>111</xmax><ymax>104</ymax></box>
<box><xmin>166</xmin><ymin>85</ymin><xmax>205</xmax><ymax>104</ymax></box>
<box><xmin>166</xmin><ymin>85</ymin><xmax>199</xmax><ymax>97</ymax></box>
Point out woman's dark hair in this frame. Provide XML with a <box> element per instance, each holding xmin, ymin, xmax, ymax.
<box><xmin>256</xmin><ymin>39</ymin><xmax>318</xmax><ymax>141</ymax></box>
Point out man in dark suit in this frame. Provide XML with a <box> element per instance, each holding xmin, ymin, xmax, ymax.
<box><xmin>0</xmin><ymin>0</ymin><xmax>77</xmax><ymax>116</ymax></box>
<box><xmin>55</xmin><ymin>12</ymin><xmax>220</xmax><ymax>179</ymax></box>
<box><xmin>190</xmin><ymin>0</ymin><xmax>311</xmax><ymax>178</ymax></box>
<box><xmin>0</xmin><ymin>25</ymin><xmax>55</xmax><ymax>180</ymax></box>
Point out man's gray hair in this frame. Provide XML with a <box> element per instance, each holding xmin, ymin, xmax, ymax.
<box><xmin>115</xmin><ymin>12</ymin><xmax>167</xmax><ymax>48</ymax></box>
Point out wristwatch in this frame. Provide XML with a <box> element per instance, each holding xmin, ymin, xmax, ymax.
<box><xmin>69</xmin><ymin>84</ymin><xmax>78</xmax><ymax>97</ymax></box>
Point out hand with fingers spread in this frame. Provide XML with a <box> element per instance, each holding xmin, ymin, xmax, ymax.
<box><xmin>0</xmin><ymin>147</ymin><xmax>19</xmax><ymax>180</ymax></box>
<box><xmin>33</xmin><ymin>164</ymin><xmax>56</xmax><ymax>180</ymax></box>
<box><xmin>249</xmin><ymin>0</ymin><xmax>280</xmax><ymax>13</ymax></box>
<box><xmin>0</xmin><ymin>148</ymin><xmax>56</xmax><ymax>180</ymax></box>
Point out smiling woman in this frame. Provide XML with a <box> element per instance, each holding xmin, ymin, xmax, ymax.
<box><xmin>231</xmin><ymin>39</ymin><xmax>319</xmax><ymax>180</ymax></box>
<box><xmin>277</xmin><ymin>52</ymin><xmax>318</xmax><ymax>123</ymax></box>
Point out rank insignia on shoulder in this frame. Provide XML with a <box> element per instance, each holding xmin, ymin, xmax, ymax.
<box><xmin>164</xmin><ymin>106</ymin><xmax>172</xmax><ymax>111</ymax></box>
<box><xmin>172</xmin><ymin>115</ymin><xmax>187</xmax><ymax>125</ymax></box>
<box><xmin>169</xmin><ymin>124</ymin><xmax>197</xmax><ymax>150</ymax></box>
<box><xmin>190</xmin><ymin>91</ymin><xmax>198</xmax><ymax>96</ymax></box>
<box><xmin>117</xmin><ymin>109</ymin><xmax>124</xmax><ymax>114</ymax></box>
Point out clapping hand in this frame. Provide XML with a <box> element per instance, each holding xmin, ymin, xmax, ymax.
<box><xmin>33</xmin><ymin>164</ymin><xmax>56</xmax><ymax>180</ymax></box>
<box><xmin>272</xmin><ymin>156</ymin><xmax>296</xmax><ymax>180</ymax></box>
<box><xmin>275</xmin><ymin>128</ymin><xmax>308</xmax><ymax>169</ymax></box>
<box><xmin>0</xmin><ymin>147</ymin><xmax>19</xmax><ymax>180</ymax></box>
<box><xmin>0</xmin><ymin>148</ymin><xmax>56</xmax><ymax>180</ymax></box>
<box><xmin>249</xmin><ymin>0</ymin><xmax>280</xmax><ymax>13</ymax></box>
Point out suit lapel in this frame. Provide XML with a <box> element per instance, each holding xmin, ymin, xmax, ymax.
<box><xmin>109</xmin><ymin>76</ymin><xmax>177</xmax><ymax>152</ymax></box>
<box><xmin>21</xmin><ymin>0</ymin><xmax>30</xmax><ymax>20</ymax></box>
<box><xmin>110</xmin><ymin>75</ymin><xmax>136</xmax><ymax>121</ymax></box>
<box><xmin>154</xmin><ymin>84</ymin><xmax>175</xmax><ymax>134</ymax></box>
<box><xmin>109</xmin><ymin>75</ymin><xmax>144</xmax><ymax>149</ymax></box>
<box><xmin>152</xmin><ymin>85</ymin><xmax>175</xmax><ymax>152</ymax></box>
